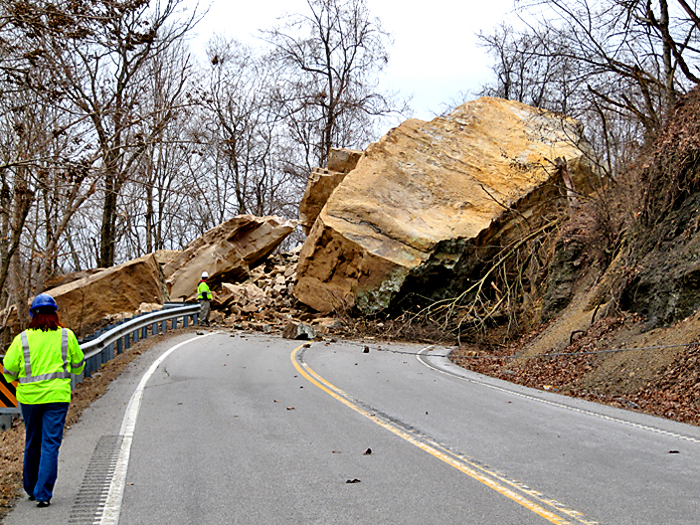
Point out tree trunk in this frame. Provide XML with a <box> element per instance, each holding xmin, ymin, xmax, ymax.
<box><xmin>145</xmin><ymin>181</ymin><xmax>154</xmax><ymax>254</ymax></box>
<box><xmin>659</xmin><ymin>0</ymin><xmax>676</xmax><ymax>111</ymax></box>
<box><xmin>99</xmin><ymin>172</ymin><xmax>118</xmax><ymax>267</ymax></box>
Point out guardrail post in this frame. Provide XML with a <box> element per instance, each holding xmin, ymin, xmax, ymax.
<box><xmin>151</xmin><ymin>322</ymin><xmax>157</xmax><ymax>336</ymax></box>
<box><xmin>0</xmin><ymin>414</ymin><xmax>12</xmax><ymax>431</ymax></box>
<box><xmin>183</xmin><ymin>315</ymin><xmax>189</xmax><ymax>328</ymax></box>
<box><xmin>116</xmin><ymin>337</ymin><xmax>123</xmax><ymax>355</ymax></box>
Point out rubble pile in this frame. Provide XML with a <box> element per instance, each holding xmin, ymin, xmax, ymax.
<box><xmin>210</xmin><ymin>249</ymin><xmax>343</xmax><ymax>337</ymax></box>
<box><xmin>164</xmin><ymin>214</ymin><xmax>298</xmax><ymax>301</ymax></box>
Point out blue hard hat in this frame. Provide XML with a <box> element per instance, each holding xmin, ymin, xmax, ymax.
<box><xmin>29</xmin><ymin>294</ymin><xmax>58</xmax><ymax>316</ymax></box>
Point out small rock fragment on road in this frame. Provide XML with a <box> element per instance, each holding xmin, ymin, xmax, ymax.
<box><xmin>363</xmin><ymin>448</ymin><xmax>372</xmax><ymax>455</ymax></box>
<box><xmin>346</xmin><ymin>478</ymin><xmax>361</xmax><ymax>483</ymax></box>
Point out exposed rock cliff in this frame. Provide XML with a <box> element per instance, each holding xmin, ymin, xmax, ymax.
<box><xmin>295</xmin><ymin>97</ymin><xmax>593</xmax><ymax>314</ymax></box>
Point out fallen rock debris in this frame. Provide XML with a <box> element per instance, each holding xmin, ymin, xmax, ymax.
<box><xmin>202</xmin><ymin>248</ymin><xmax>345</xmax><ymax>338</ymax></box>
<box><xmin>164</xmin><ymin>214</ymin><xmax>298</xmax><ymax>301</ymax></box>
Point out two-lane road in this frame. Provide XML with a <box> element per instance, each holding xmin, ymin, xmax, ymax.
<box><xmin>5</xmin><ymin>331</ymin><xmax>700</xmax><ymax>524</ymax></box>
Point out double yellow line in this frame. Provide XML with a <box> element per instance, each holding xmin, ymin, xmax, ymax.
<box><xmin>291</xmin><ymin>344</ymin><xmax>598</xmax><ymax>525</ymax></box>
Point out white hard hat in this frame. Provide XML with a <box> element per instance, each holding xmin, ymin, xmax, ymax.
<box><xmin>201</xmin><ymin>271</ymin><xmax>209</xmax><ymax>279</ymax></box>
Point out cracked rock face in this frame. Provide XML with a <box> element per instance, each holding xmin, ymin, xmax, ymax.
<box><xmin>294</xmin><ymin>97</ymin><xmax>592</xmax><ymax>314</ymax></box>
<box><xmin>298</xmin><ymin>148</ymin><xmax>363</xmax><ymax>234</ymax></box>
<box><xmin>164</xmin><ymin>215</ymin><xmax>298</xmax><ymax>301</ymax></box>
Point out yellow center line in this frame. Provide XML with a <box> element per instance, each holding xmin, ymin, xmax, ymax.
<box><xmin>291</xmin><ymin>344</ymin><xmax>598</xmax><ymax>525</ymax></box>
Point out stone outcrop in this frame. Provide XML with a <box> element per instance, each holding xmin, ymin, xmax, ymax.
<box><xmin>294</xmin><ymin>97</ymin><xmax>593</xmax><ymax>313</ymax></box>
<box><xmin>164</xmin><ymin>214</ymin><xmax>298</xmax><ymax>301</ymax></box>
<box><xmin>298</xmin><ymin>148</ymin><xmax>363</xmax><ymax>234</ymax></box>
<box><xmin>44</xmin><ymin>254</ymin><xmax>165</xmax><ymax>337</ymax></box>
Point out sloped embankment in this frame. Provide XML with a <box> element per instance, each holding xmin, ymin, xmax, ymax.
<box><xmin>453</xmin><ymin>87</ymin><xmax>700</xmax><ymax>426</ymax></box>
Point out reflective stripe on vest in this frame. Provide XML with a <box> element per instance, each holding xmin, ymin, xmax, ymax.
<box><xmin>18</xmin><ymin>329</ymin><xmax>72</xmax><ymax>384</ymax></box>
<box><xmin>3</xmin><ymin>367</ymin><xmax>18</xmax><ymax>381</ymax></box>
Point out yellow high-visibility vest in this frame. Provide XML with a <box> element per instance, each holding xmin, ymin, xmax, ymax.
<box><xmin>197</xmin><ymin>281</ymin><xmax>211</xmax><ymax>301</ymax></box>
<box><xmin>2</xmin><ymin>328</ymin><xmax>85</xmax><ymax>404</ymax></box>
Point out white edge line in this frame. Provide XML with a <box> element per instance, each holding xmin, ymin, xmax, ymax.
<box><xmin>416</xmin><ymin>347</ymin><xmax>700</xmax><ymax>445</ymax></box>
<box><xmin>98</xmin><ymin>332</ymin><xmax>218</xmax><ymax>525</ymax></box>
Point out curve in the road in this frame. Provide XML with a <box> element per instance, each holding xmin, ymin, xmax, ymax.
<box><xmin>292</xmin><ymin>344</ymin><xmax>599</xmax><ymax>525</ymax></box>
<box><xmin>416</xmin><ymin>347</ymin><xmax>700</xmax><ymax>445</ymax></box>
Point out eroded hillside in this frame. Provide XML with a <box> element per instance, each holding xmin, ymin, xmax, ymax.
<box><xmin>452</xmin><ymin>87</ymin><xmax>700</xmax><ymax>426</ymax></box>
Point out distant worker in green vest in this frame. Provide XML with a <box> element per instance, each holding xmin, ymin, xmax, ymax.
<box><xmin>198</xmin><ymin>271</ymin><xmax>212</xmax><ymax>326</ymax></box>
<box><xmin>2</xmin><ymin>294</ymin><xmax>85</xmax><ymax>508</ymax></box>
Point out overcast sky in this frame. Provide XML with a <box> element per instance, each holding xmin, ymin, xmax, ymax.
<box><xmin>180</xmin><ymin>0</ymin><xmax>519</xmax><ymax>122</ymax></box>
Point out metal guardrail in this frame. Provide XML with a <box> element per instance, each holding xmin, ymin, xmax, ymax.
<box><xmin>78</xmin><ymin>302</ymin><xmax>201</xmax><ymax>382</ymax></box>
<box><xmin>0</xmin><ymin>302</ymin><xmax>201</xmax><ymax>422</ymax></box>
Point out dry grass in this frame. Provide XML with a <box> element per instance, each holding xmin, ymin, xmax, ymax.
<box><xmin>452</xmin><ymin>308</ymin><xmax>700</xmax><ymax>427</ymax></box>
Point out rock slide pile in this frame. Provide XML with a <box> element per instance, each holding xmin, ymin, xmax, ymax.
<box><xmin>5</xmin><ymin>96</ymin><xmax>592</xmax><ymax>344</ymax></box>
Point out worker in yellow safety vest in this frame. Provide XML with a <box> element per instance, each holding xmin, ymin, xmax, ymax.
<box><xmin>2</xmin><ymin>294</ymin><xmax>85</xmax><ymax>508</ymax></box>
<box><xmin>198</xmin><ymin>271</ymin><xmax>212</xmax><ymax>326</ymax></box>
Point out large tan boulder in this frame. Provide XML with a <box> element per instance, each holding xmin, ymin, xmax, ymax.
<box><xmin>45</xmin><ymin>254</ymin><xmax>165</xmax><ymax>336</ymax></box>
<box><xmin>294</xmin><ymin>97</ymin><xmax>593</xmax><ymax>313</ymax></box>
<box><xmin>298</xmin><ymin>148</ymin><xmax>363</xmax><ymax>234</ymax></box>
<box><xmin>164</xmin><ymin>215</ymin><xmax>298</xmax><ymax>301</ymax></box>
<box><xmin>327</xmin><ymin>148</ymin><xmax>363</xmax><ymax>173</ymax></box>
<box><xmin>298</xmin><ymin>168</ymin><xmax>348</xmax><ymax>235</ymax></box>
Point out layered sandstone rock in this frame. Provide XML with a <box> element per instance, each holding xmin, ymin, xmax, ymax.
<box><xmin>298</xmin><ymin>148</ymin><xmax>363</xmax><ymax>234</ymax></box>
<box><xmin>44</xmin><ymin>254</ymin><xmax>165</xmax><ymax>336</ymax></box>
<box><xmin>294</xmin><ymin>97</ymin><xmax>593</xmax><ymax>313</ymax></box>
<box><xmin>164</xmin><ymin>214</ymin><xmax>298</xmax><ymax>301</ymax></box>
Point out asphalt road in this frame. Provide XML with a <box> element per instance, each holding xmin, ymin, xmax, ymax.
<box><xmin>4</xmin><ymin>330</ymin><xmax>700</xmax><ymax>524</ymax></box>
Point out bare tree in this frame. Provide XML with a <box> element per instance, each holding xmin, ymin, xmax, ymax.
<box><xmin>4</xmin><ymin>0</ymin><xmax>200</xmax><ymax>267</ymax></box>
<box><xmin>263</xmin><ymin>0</ymin><xmax>405</xmax><ymax>170</ymax></box>
<box><xmin>512</xmin><ymin>0</ymin><xmax>699</xmax><ymax>138</ymax></box>
<box><xmin>197</xmin><ymin>37</ymin><xmax>305</xmax><ymax>221</ymax></box>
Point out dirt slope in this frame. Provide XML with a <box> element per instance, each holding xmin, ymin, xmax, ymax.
<box><xmin>452</xmin><ymin>87</ymin><xmax>700</xmax><ymax>426</ymax></box>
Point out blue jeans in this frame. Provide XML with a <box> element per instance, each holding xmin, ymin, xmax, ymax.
<box><xmin>20</xmin><ymin>402</ymin><xmax>69</xmax><ymax>502</ymax></box>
